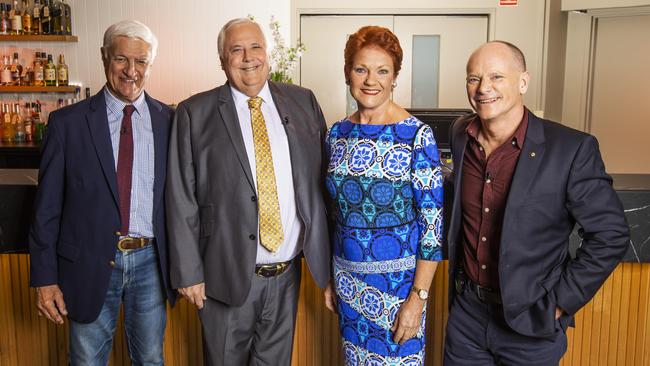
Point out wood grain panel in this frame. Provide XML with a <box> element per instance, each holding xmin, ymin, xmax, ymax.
<box><xmin>2</xmin><ymin>255</ymin><xmax>650</xmax><ymax>366</ymax></box>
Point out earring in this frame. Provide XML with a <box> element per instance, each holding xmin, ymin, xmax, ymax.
<box><xmin>391</xmin><ymin>82</ymin><xmax>397</xmax><ymax>88</ymax></box>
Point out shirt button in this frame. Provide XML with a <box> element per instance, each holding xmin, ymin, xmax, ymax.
<box><xmin>479</xmin><ymin>146</ymin><xmax>484</xmax><ymax>151</ymax></box>
<box><xmin>481</xmin><ymin>236</ymin><xmax>487</xmax><ymax>242</ymax></box>
<box><xmin>251</xmin><ymin>196</ymin><xmax>257</xmax><ymax>202</ymax></box>
<box><xmin>484</xmin><ymin>207</ymin><xmax>490</xmax><ymax>213</ymax></box>
<box><xmin>109</xmin><ymin>261</ymin><xmax>116</xmax><ymax>267</ymax></box>
<box><xmin>512</xmin><ymin>140</ymin><xmax>516</xmax><ymax>145</ymax></box>
<box><xmin>486</xmin><ymin>179</ymin><xmax>491</xmax><ymax>184</ymax></box>
<box><xmin>249</xmin><ymin>234</ymin><xmax>256</xmax><ymax>240</ymax></box>
<box><xmin>481</xmin><ymin>265</ymin><xmax>487</xmax><ymax>270</ymax></box>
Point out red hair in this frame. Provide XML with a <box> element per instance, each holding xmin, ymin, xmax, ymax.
<box><xmin>344</xmin><ymin>26</ymin><xmax>403</xmax><ymax>83</ymax></box>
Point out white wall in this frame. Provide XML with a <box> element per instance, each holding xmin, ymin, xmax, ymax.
<box><xmin>0</xmin><ymin>0</ymin><xmax>292</xmax><ymax>105</ymax></box>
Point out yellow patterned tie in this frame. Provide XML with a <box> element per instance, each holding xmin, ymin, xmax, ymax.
<box><xmin>248</xmin><ymin>96</ymin><xmax>284</xmax><ymax>252</ymax></box>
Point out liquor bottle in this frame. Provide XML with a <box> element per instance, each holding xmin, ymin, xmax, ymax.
<box><xmin>10</xmin><ymin>0</ymin><xmax>22</xmax><ymax>35</ymax></box>
<box><xmin>13</xmin><ymin>103</ymin><xmax>25</xmax><ymax>142</ymax></box>
<box><xmin>21</xmin><ymin>0</ymin><xmax>31</xmax><ymax>34</ymax></box>
<box><xmin>31</xmin><ymin>0</ymin><xmax>40</xmax><ymax>34</ymax></box>
<box><xmin>85</xmin><ymin>87</ymin><xmax>90</xmax><ymax>99</ymax></box>
<box><xmin>51</xmin><ymin>0</ymin><xmax>60</xmax><ymax>34</ymax></box>
<box><xmin>23</xmin><ymin>102</ymin><xmax>32</xmax><ymax>141</ymax></box>
<box><xmin>40</xmin><ymin>0</ymin><xmax>49</xmax><ymax>35</ymax></box>
<box><xmin>62</xmin><ymin>0</ymin><xmax>69</xmax><ymax>34</ymax></box>
<box><xmin>2</xmin><ymin>104</ymin><xmax>14</xmax><ymax>142</ymax></box>
<box><xmin>0</xmin><ymin>3</ymin><xmax>9</xmax><ymax>35</ymax></box>
<box><xmin>10</xmin><ymin>52</ymin><xmax>23</xmax><ymax>86</ymax></box>
<box><xmin>44</xmin><ymin>53</ymin><xmax>56</xmax><ymax>86</ymax></box>
<box><xmin>33</xmin><ymin>51</ymin><xmax>45</xmax><ymax>86</ymax></box>
<box><xmin>0</xmin><ymin>55</ymin><xmax>12</xmax><ymax>85</ymax></box>
<box><xmin>56</xmin><ymin>53</ymin><xmax>68</xmax><ymax>86</ymax></box>
<box><xmin>32</xmin><ymin>102</ymin><xmax>45</xmax><ymax>142</ymax></box>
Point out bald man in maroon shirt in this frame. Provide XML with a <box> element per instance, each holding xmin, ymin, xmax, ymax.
<box><xmin>443</xmin><ymin>41</ymin><xmax>629</xmax><ymax>365</ymax></box>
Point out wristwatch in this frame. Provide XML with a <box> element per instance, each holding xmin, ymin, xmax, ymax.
<box><xmin>411</xmin><ymin>286</ymin><xmax>429</xmax><ymax>301</ymax></box>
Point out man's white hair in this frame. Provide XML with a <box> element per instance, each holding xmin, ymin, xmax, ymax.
<box><xmin>102</xmin><ymin>20</ymin><xmax>158</xmax><ymax>62</ymax></box>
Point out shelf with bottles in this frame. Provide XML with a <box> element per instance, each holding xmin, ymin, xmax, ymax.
<box><xmin>1</xmin><ymin>0</ymin><xmax>73</xmax><ymax>38</ymax></box>
<box><xmin>0</xmin><ymin>50</ymin><xmax>71</xmax><ymax>91</ymax></box>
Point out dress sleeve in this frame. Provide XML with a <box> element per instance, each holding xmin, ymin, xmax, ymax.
<box><xmin>411</xmin><ymin>124</ymin><xmax>444</xmax><ymax>261</ymax></box>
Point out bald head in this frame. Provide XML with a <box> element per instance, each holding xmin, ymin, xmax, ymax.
<box><xmin>468</xmin><ymin>41</ymin><xmax>526</xmax><ymax>73</ymax></box>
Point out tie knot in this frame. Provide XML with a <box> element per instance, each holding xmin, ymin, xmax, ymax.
<box><xmin>248</xmin><ymin>96</ymin><xmax>263</xmax><ymax>110</ymax></box>
<box><xmin>123</xmin><ymin>104</ymin><xmax>136</xmax><ymax>117</ymax></box>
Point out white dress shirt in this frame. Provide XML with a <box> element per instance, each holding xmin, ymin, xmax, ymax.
<box><xmin>230</xmin><ymin>82</ymin><xmax>302</xmax><ymax>264</ymax></box>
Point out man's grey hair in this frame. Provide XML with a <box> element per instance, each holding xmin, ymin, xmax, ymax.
<box><xmin>217</xmin><ymin>18</ymin><xmax>265</xmax><ymax>62</ymax></box>
<box><xmin>102</xmin><ymin>20</ymin><xmax>158</xmax><ymax>62</ymax></box>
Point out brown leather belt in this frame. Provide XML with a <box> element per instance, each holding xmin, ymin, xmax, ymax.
<box><xmin>255</xmin><ymin>261</ymin><xmax>292</xmax><ymax>278</ymax></box>
<box><xmin>117</xmin><ymin>237</ymin><xmax>154</xmax><ymax>252</ymax></box>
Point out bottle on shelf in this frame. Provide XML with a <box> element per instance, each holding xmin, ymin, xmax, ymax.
<box><xmin>32</xmin><ymin>102</ymin><xmax>44</xmax><ymax>141</ymax></box>
<box><xmin>21</xmin><ymin>0</ymin><xmax>31</xmax><ymax>35</ymax></box>
<box><xmin>85</xmin><ymin>86</ymin><xmax>90</xmax><ymax>99</ymax></box>
<box><xmin>62</xmin><ymin>0</ymin><xmax>70</xmax><ymax>35</ymax></box>
<box><xmin>33</xmin><ymin>51</ymin><xmax>45</xmax><ymax>86</ymax></box>
<box><xmin>56</xmin><ymin>53</ymin><xmax>67</xmax><ymax>86</ymax></box>
<box><xmin>0</xmin><ymin>55</ymin><xmax>12</xmax><ymax>85</ymax></box>
<box><xmin>40</xmin><ymin>0</ymin><xmax>50</xmax><ymax>35</ymax></box>
<box><xmin>44</xmin><ymin>53</ymin><xmax>56</xmax><ymax>86</ymax></box>
<box><xmin>12</xmin><ymin>103</ymin><xmax>25</xmax><ymax>141</ymax></box>
<box><xmin>23</xmin><ymin>102</ymin><xmax>32</xmax><ymax>141</ymax></box>
<box><xmin>0</xmin><ymin>3</ymin><xmax>10</xmax><ymax>35</ymax></box>
<box><xmin>10</xmin><ymin>52</ymin><xmax>24</xmax><ymax>86</ymax></box>
<box><xmin>1</xmin><ymin>103</ymin><xmax>14</xmax><ymax>142</ymax></box>
<box><xmin>32</xmin><ymin>0</ymin><xmax>40</xmax><ymax>35</ymax></box>
<box><xmin>10</xmin><ymin>0</ymin><xmax>22</xmax><ymax>35</ymax></box>
<box><xmin>51</xmin><ymin>0</ymin><xmax>60</xmax><ymax>35</ymax></box>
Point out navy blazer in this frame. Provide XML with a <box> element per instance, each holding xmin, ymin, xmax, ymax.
<box><xmin>446</xmin><ymin>111</ymin><xmax>629</xmax><ymax>338</ymax></box>
<box><xmin>29</xmin><ymin>90</ymin><xmax>176</xmax><ymax>323</ymax></box>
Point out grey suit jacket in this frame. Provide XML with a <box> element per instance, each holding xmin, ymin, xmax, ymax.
<box><xmin>166</xmin><ymin>81</ymin><xmax>331</xmax><ymax>306</ymax></box>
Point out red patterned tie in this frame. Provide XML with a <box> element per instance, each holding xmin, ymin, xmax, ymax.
<box><xmin>117</xmin><ymin>105</ymin><xmax>136</xmax><ymax>235</ymax></box>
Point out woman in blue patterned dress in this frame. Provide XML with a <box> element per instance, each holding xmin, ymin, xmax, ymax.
<box><xmin>323</xmin><ymin>26</ymin><xmax>444</xmax><ymax>365</ymax></box>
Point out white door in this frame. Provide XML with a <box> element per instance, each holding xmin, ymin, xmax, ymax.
<box><xmin>393</xmin><ymin>15</ymin><xmax>488</xmax><ymax>110</ymax></box>
<box><xmin>299</xmin><ymin>14</ymin><xmax>488</xmax><ymax>125</ymax></box>
<box><xmin>299</xmin><ymin>15</ymin><xmax>393</xmax><ymax>124</ymax></box>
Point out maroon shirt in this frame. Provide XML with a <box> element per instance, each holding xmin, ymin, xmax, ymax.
<box><xmin>460</xmin><ymin>110</ymin><xmax>529</xmax><ymax>289</ymax></box>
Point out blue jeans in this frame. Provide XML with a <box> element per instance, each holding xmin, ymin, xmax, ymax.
<box><xmin>69</xmin><ymin>245</ymin><xmax>167</xmax><ymax>366</ymax></box>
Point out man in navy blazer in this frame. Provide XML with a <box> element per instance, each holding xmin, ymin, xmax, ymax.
<box><xmin>29</xmin><ymin>20</ymin><xmax>175</xmax><ymax>365</ymax></box>
<box><xmin>443</xmin><ymin>41</ymin><xmax>629</xmax><ymax>365</ymax></box>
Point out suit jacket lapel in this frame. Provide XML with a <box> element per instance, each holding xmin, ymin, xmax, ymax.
<box><xmin>217</xmin><ymin>84</ymin><xmax>255</xmax><ymax>190</ymax></box>
<box><xmin>147</xmin><ymin>93</ymin><xmax>169</xmax><ymax>220</ymax></box>
<box><xmin>502</xmin><ymin>111</ymin><xmax>546</xmax><ymax>249</ymax></box>
<box><xmin>448</xmin><ymin>117</ymin><xmax>470</xmax><ymax>259</ymax></box>
<box><xmin>86</xmin><ymin>91</ymin><xmax>119</xmax><ymax>210</ymax></box>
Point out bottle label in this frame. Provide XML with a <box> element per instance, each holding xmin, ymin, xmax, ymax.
<box><xmin>12</xmin><ymin>15</ymin><xmax>22</xmax><ymax>30</ymax></box>
<box><xmin>35</xmin><ymin>69</ymin><xmax>44</xmax><ymax>81</ymax></box>
<box><xmin>45</xmin><ymin>69</ymin><xmax>56</xmax><ymax>81</ymax></box>
<box><xmin>23</xmin><ymin>15</ymin><xmax>32</xmax><ymax>29</ymax></box>
<box><xmin>0</xmin><ymin>70</ymin><xmax>11</xmax><ymax>84</ymax></box>
<box><xmin>34</xmin><ymin>7</ymin><xmax>40</xmax><ymax>18</ymax></box>
<box><xmin>43</xmin><ymin>7</ymin><xmax>49</xmax><ymax>17</ymax></box>
<box><xmin>57</xmin><ymin>68</ymin><xmax>67</xmax><ymax>82</ymax></box>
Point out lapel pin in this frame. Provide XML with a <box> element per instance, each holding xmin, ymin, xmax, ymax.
<box><xmin>530</xmin><ymin>152</ymin><xmax>536</xmax><ymax>158</ymax></box>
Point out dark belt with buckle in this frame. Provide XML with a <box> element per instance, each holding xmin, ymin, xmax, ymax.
<box><xmin>117</xmin><ymin>237</ymin><xmax>154</xmax><ymax>252</ymax></box>
<box><xmin>255</xmin><ymin>260</ymin><xmax>292</xmax><ymax>277</ymax></box>
<box><xmin>455</xmin><ymin>267</ymin><xmax>502</xmax><ymax>304</ymax></box>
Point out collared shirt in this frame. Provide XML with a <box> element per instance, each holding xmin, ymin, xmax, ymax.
<box><xmin>104</xmin><ymin>86</ymin><xmax>155</xmax><ymax>238</ymax></box>
<box><xmin>460</xmin><ymin>109</ymin><xmax>529</xmax><ymax>289</ymax></box>
<box><xmin>230</xmin><ymin>82</ymin><xmax>301</xmax><ymax>264</ymax></box>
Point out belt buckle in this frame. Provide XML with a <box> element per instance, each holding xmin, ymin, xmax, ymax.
<box><xmin>117</xmin><ymin>237</ymin><xmax>144</xmax><ymax>252</ymax></box>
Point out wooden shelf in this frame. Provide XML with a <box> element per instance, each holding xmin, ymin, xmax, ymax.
<box><xmin>0</xmin><ymin>86</ymin><xmax>77</xmax><ymax>93</ymax></box>
<box><xmin>0</xmin><ymin>34</ymin><xmax>78</xmax><ymax>42</ymax></box>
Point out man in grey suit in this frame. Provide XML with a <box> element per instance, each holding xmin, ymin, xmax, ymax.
<box><xmin>166</xmin><ymin>18</ymin><xmax>330</xmax><ymax>365</ymax></box>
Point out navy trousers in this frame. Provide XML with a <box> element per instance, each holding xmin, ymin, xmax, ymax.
<box><xmin>444</xmin><ymin>285</ymin><xmax>567</xmax><ymax>366</ymax></box>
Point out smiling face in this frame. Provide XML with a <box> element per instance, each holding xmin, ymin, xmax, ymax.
<box><xmin>465</xmin><ymin>42</ymin><xmax>529</xmax><ymax>125</ymax></box>
<box><xmin>348</xmin><ymin>46</ymin><xmax>395</xmax><ymax>112</ymax></box>
<box><xmin>220</xmin><ymin>22</ymin><xmax>269</xmax><ymax>97</ymax></box>
<box><xmin>103</xmin><ymin>36</ymin><xmax>152</xmax><ymax>103</ymax></box>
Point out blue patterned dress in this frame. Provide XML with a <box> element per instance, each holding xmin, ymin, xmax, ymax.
<box><xmin>325</xmin><ymin>116</ymin><xmax>443</xmax><ymax>366</ymax></box>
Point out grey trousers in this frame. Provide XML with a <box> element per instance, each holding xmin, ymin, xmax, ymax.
<box><xmin>199</xmin><ymin>260</ymin><xmax>302</xmax><ymax>366</ymax></box>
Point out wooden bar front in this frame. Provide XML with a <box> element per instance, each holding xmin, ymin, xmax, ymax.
<box><xmin>1</xmin><ymin>257</ymin><xmax>649</xmax><ymax>366</ymax></box>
